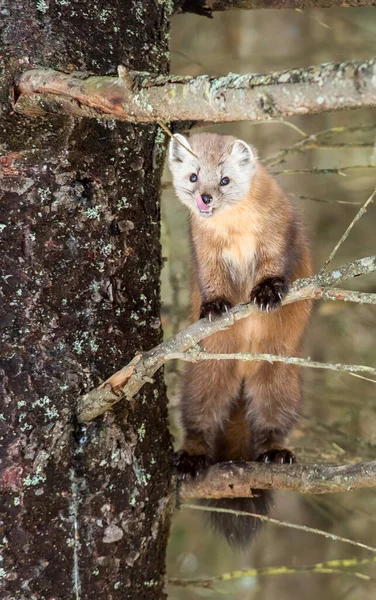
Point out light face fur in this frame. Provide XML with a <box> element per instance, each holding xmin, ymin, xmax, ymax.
<box><xmin>169</xmin><ymin>132</ymin><xmax>313</xmax><ymax>546</ymax></box>
<box><xmin>168</xmin><ymin>133</ymin><xmax>257</xmax><ymax>218</ymax></box>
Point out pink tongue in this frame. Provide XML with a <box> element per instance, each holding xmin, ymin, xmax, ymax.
<box><xmin>196</xmin><ymin>195</ymin><xmax>211</xmax><ymax>212</ymax></box>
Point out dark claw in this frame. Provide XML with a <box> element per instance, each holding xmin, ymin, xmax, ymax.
<box><xmin>200</xmin><ymin>298</ymin><xmax>232</xmax><ymax>320</ymax></box>
<box><xmin>172</xmin><ymin>450</ymin><xmax>212</xmax><ymax>480</ymax></box>
<box><xmin>257</xmin><ymin>448</ymin><xmax>296</xmax><ymax>465</ymax></box>
<box><xmin>250</xmin><ymin>277</ymin><xmax>289</xmax><ymax>312</ymax></box>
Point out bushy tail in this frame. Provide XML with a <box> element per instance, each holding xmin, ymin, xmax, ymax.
<box><xmin>202</xmin><ymin>490</ymin><xmax>273</xmax><ymax>549</ymax></box>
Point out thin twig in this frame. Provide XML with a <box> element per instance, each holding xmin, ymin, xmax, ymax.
<box><xmin>295</xmin><ymin>7</ymin><xmax>332</xmax><ymax>29</ymax></box>
<box><xmin>348</xmin><ymin>372</ymin><xmax>376</xmax><ymax>384</ymax></box>
<box><xmin>298</xmin><ymin>196</ymin><xmax>361</xmax><ymax>205</ymax></box>
<box><xmin>252</xmin><ymin>118</ymin><xmax>307</xmax><ymax>137</ymax></box>
<box><xmin>312</xmin><ymin>142</ymin><xmax>375</xmax><ymax>149</ymax></box>
<box><xmin>303</xmin><ymin>417</ymin><xmax>376</xmax><ymax>456</ymax></box>
<box><xmin>182</xmin><ymin>504</ymin><xmax>376</xmax><ymax>554</ymax></box>
<box><xmin>322</xmin><ymin>187</ymin><xmax>376</xmax><ymax>270</ymax></box>
<box><xmin>168</xmin><ymin>555</ymin><xmax>375</xmax><ymax>589</ymax></box>
<box><xmin>263</xmin><ymin>123</ymin><xmax>376</xmax><ymax>168</ymax></box>
<box><xmin>157</xmin><ymin>121</ymin><xmax>198</xmax><ymax>159</ymax></box>
<box><xmin>166</xmin><ymin>350</ymin><xmax>376</xmax><ymax>378</ymax></box>
<box><xmin>273</xmin><ymin>165</ymin><xmax>376</xmax><ymax>176</ymax></box>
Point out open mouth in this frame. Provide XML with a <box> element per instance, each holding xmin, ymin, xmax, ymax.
<box><xmin>196</xmin><ymin>195</ymin><xmax>213</xmax><ymax>217</ymax></box>
<box><xmin>199</xmin><ymin>208</ymin><xmax>213</xmax><ymax>217</ymax></box>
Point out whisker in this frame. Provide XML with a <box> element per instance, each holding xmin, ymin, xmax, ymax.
<box><xmin>175</xmin><ymin>186</ymin><xmax>194</xmax><ymax>195</ymax></box>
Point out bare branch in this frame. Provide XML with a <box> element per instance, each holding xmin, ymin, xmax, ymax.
<box><xmin>298</xmin><ymin>196</ymin><xmax>361</xmax><ymax>205</ymax></box>
<box><xmin>348</xmin><ymin>372</ymin><xmax>376</xmax><ymax>384</ymax></box>
<box><xmin>168</xmin><ymin>555</ymin><xmax>375</xmax><ymax>589</ymax></box>
<box><xmin>273</xmin><ymin>165</ymin><xmax>376</xmax><ymax>175</ymax></box>
<box><xmin>157</xmin><ymin>121</ymin><xmax>198</xmax><ymax>158</ymax></box>
<box><xmin>166</xmin><ymin>349</ymin><xmax>376</xmax><ymax>378</ymax></box>
<box><xmin>14</xmin><ymin>58</ymin><xmax>376</xmax><ymax>124</ymax></box>
<box><xmin>77</xmin><ymin>256</ymin><xmax>376</xmax><ymax>422</ymax></box>
<box><xmin>175</xmin><ymin>0</ymin><xmax>376</xmax><ymax>19</ymax></box>
<box><xmin>183</xmin><ymin>503</ymin><xmax>376</xmax><ymax>554</ymax></box>
<box><xmin>323</xmin><ymin>187</ymin><xmax>376</xmax><ymax>270</ymax></box>
<box><xmin>263</xmin><ymin>123</ymin><xmax>376</xmax><ymax>168</ymax></box>
<box><xmin>180</xmin><ymin>460</ymin><xmax>376</xmax><ymax>499</ymax></box>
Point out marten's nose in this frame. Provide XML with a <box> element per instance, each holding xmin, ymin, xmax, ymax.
<box><xmin>201</xmin><ymin>193</ymin><xmax>212</xmax><ymax>205</ymax></box>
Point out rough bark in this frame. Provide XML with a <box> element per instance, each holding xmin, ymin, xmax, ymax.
<box><xmin>14</xmin><ymin>57</ymin><xmax>376</xmax><ymax>124</ymax></box>
<box><xmin>175</xmin><ymin>0</ymin><xmax>376</xmax><ymax>17</ymax></box>
<box><xmin>0</xmin><ymin>1</ymin><xmax>173</xmax><ymax>598</ymax></box>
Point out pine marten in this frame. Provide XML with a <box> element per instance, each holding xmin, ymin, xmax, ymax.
<box><xmin>168</xmin><ymin>132</ymin><xmax>312</xmax><ymax>546</ymax></box>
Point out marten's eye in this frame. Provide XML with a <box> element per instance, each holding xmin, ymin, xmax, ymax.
<box><xmin>189</xmin><ymin>173</ymin><xmax>198</xmax><ymax>183</ymax></box>
<box><xmin>220</xmin><ymin>177</ymin><xmax>230</xmax><ymax>186</ymax></box>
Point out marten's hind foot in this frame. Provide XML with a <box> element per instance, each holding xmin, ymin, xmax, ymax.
<box><xmin>257</xmin><ymin>448</ymin><xmax>296</xmax><ymax>465</ymax></box>
<box><xmin>172</xmin><ymin>450</ymin><xmax>213</xmax><ymax>480</ymax></box>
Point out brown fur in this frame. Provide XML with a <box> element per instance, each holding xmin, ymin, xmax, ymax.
<box><xmin>169</xmin><ymin>133</ymin><xmax>312</xmax><ymax>466</ymax></box>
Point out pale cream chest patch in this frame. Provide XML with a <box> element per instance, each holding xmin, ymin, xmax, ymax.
<box><xmin>222</xmin><ymin>234</ymin><xmax>257</xmax><ymax>282</ymax></box>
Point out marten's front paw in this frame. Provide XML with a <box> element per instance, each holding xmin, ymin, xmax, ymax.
<box><xmin>250</xmin><ymin>277</ymin><xmax>289</xmax><ymax>312</ymax></box>
<box><xmin>257</xmin><ymin>448</ymin><xmax>296</xmax><ymax>465</ymax></box>
<box><xmin>172</xmin><ymin>450</ymin><xmax>212</xmax><ymax>480</ymax></box>
<box><xmin>200</xmin><ymin>298</ymin><xmax>232</xmax><ymax>321</ymax></box>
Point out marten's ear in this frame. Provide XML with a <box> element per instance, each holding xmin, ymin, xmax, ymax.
<box><xmin>231</xmin><ymin>140</ymin><xmax>256</xmax><ymax>165</ymax></box>
<box><xmin>169</xmin><ymin>134</ymin><xmax>193</xmax><ymax>164</ymax></box>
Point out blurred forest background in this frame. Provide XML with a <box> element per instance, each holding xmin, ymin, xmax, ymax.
<box><xmin>161</xmin><ymin>7</ymin><xmax>376</xmax><ymax>600</ymax></box>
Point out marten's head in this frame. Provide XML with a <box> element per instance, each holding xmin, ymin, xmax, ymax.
<box><xmin>168</xmin><ymin>133</ymin><xmax>257</xmax><ymax>218</ymax></box>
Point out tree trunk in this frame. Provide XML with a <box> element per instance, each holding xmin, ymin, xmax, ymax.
<box><xmin>0</xmin><ymin>1</ymin><xmax>173</xmax><ymax>598</ymax></box>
